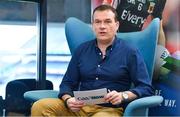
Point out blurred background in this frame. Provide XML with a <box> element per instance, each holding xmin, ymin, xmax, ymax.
<box><xmin>0</xmin><ymin>0</ymin><xmax>91</xmax><ymax>99</ymax></box>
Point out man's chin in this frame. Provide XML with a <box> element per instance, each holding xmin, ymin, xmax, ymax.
<box><xmin>97</xmin><ymin>38</ymin><xmax>108</xmax><ymax>41</ymax></box>
<box><xmin>97</xmin><ymin>35</ymin><xmax>107</xmax><ymax>40</ymax></box>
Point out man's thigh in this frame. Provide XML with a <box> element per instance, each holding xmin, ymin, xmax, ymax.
<box><xmin>82</xmin><ymin>105</ymin><xmax>123</xmax><ymax>117</ymax></box>
<box><xmin>31</xmin><ymin>98</ymin><xmax>86</xmax><ymax>116</ymax></box>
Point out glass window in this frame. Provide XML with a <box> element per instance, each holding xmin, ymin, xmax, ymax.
<box><xmin>46</xmin><ymin>0</ymin><xmax>91</xmax><ymax>90</ymax></box>
<box><xmin>0</xmin><ymin>0</ymin><xmax>38</xmax><ymax>98</ymax></box>
<box><xmin>0</xmin><ymin>0</ymin><xmax>92</xmax><ymax>97</ymax></box>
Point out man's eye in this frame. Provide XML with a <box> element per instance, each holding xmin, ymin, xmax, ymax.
<box><xmin>104</xmin><ymin>20</ymin><xmax>112</xmax><ymax>24</ymax></box>
<box><xmin>95</xmin><ymin>21</ymin><xmax>101</xmax><ymax>24</ymax></box>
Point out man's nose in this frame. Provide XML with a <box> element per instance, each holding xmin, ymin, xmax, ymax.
<box><xmin>99</xmin><ymin>22</ymin><xmax>106</xmax><ymax>28</ymax></box>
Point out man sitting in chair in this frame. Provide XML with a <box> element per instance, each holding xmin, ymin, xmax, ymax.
<box><xmin>31</xmin><ymin>5</ymin><xmax>154</xmax><ymax>117</ymax></box>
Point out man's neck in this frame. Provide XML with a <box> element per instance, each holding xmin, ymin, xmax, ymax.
<box><xmin>97</xmin><ymin>37</ymin><xmax>114</xmax><ymax>56</ymax></box>
<box><xmin>97</xmin><ymin>38</ymin><xmax>114</xmax><ymax>49</ymax></box>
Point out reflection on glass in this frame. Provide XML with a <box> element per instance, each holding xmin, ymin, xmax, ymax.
<box><xmin>46</xmin><ymin>0</ymin><xmax>91</xmax><ymax>90</ymax></box>
<box><xmin>0</xmin><ymin>1</ymin><xmax>38</xmax><ymax>99</ymax></box>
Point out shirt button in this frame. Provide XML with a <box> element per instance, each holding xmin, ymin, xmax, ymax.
<box><xmin>96</xmin><ymin>77</ymin><xmax>99</xmax><ymax>80</ymax></box>
<box><xmin>99</xmin><ymin>53</ymin><xmax>101</xmax><ymax>55</ymax></box>
<box><xmin>98</xmin><ymin>65</ymin><xmax>100</xmax><ymax>67</ymax></box>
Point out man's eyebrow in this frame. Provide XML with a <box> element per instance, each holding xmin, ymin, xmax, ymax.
<box><xmin>94</xmin><ymin>18</ymin><xmax>112</xmax><ymax>21</ymax></box>
<box><xmin>105</xmin><ymin>19</ymin><xmax>112</xmax><ymax>21</ymax></box>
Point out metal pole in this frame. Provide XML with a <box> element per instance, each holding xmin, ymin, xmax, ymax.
<box><xmin>36</xmin><ymin>0</ymin><xmax>47</xmax><ymax>89</ymax></box>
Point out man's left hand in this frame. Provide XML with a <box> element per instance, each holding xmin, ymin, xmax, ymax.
<box><xmin>104</xmin><ymin>90</ymin><xmax>123</xmax><ymax>105</ymax></box>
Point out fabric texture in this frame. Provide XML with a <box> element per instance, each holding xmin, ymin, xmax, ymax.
<box><xmin>31</xmin><ymin>98</ymin><xmax>123</xmax><ymax>116</ymax></box>
<box><xmin>58</xmin><ymin>37</ymin><xmax>154</xmax><ymax>108</ymax></box>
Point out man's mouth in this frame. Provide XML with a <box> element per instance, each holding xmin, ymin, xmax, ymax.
<box><xmin>99</xmin><ymin>32</ymin><xmax>106</xmax><ymax>35</ymax></box>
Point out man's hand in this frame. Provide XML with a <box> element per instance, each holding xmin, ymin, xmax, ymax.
<box><xmin>66</xmin><ymin>97</ymin><xmax>85</xmax><ymax>112</ymax></box>
<box><xmin>104</xmin><ymin>90</ymin><xmax>123</xmax><ymax>105</ymax></box>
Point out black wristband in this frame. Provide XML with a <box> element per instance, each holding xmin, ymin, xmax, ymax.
<box><xmin>64</xmin><ymin>97</ymin><xmax>71</xmax><ymax>108</ymax></box>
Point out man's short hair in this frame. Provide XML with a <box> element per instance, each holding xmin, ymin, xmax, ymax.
<box><xmin>92</xmin><ymin>4</ymin><xmax>118</xmax><ymax>22</ymax></box>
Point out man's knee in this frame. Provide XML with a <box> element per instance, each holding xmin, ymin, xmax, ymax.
<box><xmin>32</xmin><ymin>98</ymin><xmax>48</xmax><ymax>110</ymax></box>
<box><xmin>31</xmin><ymin>98</ymin><xmax>64</xmax><ymax>116</ymax></box>
<box><xmin>91</xmin><ymin>107</ymin><xmax>123</xmax><ymax>117</ymax></box>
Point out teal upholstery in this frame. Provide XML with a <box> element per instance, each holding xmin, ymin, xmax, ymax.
<box><xmin>24</xmin><ymin>90</ymin><xmax>58</xmax><ymax>101</ymax></box>
<box><xmin>24</xmin><ymin>17</ymin><xmax>163</xmax><ymax>116</ymax></box>
<box><xmin>65</xmin><ymin>18</ymin><xmax>157</xmax><ymax>79</ymax></box>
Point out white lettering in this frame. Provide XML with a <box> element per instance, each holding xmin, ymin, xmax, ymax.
<box><xmin>155</xmin><ymin>90</ymin><xmax>162</xmax><ymax>106</ymax></box>
<box><xmin>127</xmin><ymin>11</ymin><xmax>134</xmax><ymax>22</ymax></box>
<box><xmin>138</xmin><ymin>3</ymin><xmax>143</xmax><ymax>11</ymax></box>
<box><xmin>137</xmin><ymin>0</ymin><xmax>146</xmax><ymax>4</ymax></box>
<box><xmin>121</xmin><ymin>10</ymin><xmax>128</xmax><ymax>20</ymax></box>
<box><xmin>121</xmin><ymin>10</ymin><xmax>146</xmax><ymax>27</ymax></box>
<box><xmin>127</xmin><ymin>0</ymin><xmax>135</xmax><ymax>4</ymax></box>
<box><xmin>164</xmin><ymin>99</ymin><xmax>176</xmax><ymax>107</ymax></box>
<box><xmin>139</xmin><ymin>18</ymin><xmax>146</xmax><ymax>27</ymax></box>
<box><xmin>155</xmin><ymin>90</ymin><xmax>162</xmax><ymax>96</ymax></box>
<box><xmin>131</xmin><ymin>15</ymin><xmax>137</xmax><ymax>24</ymax></box>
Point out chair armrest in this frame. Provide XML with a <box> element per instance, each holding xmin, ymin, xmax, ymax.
<box><xmin>123</xmin><ymin>96</ymin><xmax>163</xmax><ymax>116</ymax></box>
<box><xmin>24</xmin><ymin>90</ymin><xmax>59</xmax><ymax>102</ymax></box>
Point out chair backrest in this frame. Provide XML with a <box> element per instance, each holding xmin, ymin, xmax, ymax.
<box><xmin>5</xmin><ymin>79</ymin><xmax>53</xmax><ymax>115</ymax></box>
<box><xmin>65</xmin><ymin>17</ymin><xmax>160</xmax><ymax>79</ymax></box>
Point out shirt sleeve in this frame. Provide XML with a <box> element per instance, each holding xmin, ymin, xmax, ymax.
<box><xmin>58</xmin><ymin>46</ymin><xmax>82</xmax><ymax>98</ymax></box>
<box><xmin>128</xmin><ymin>48</ymin><xmax>154</xmax><ymax>98</ymax></box>
<box><xmin>152</xmin><ymin>0</ymin><xmax>167</xmax><ymax>19</ymax></box>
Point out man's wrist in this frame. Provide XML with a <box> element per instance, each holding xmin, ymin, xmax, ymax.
<box><xmin>62</xmin><ymin>94</ymin><xmax>72</xmax><ymax>108</ymax></box>
<box><xmin>64</xmin><ymin>97</ymin><xmax>71</xmax><ymax>108</ymax></box>
<box><xmin>121</xmin><ymin>92</ymin><xmax>129</xmax><ymax>103</ymax></box>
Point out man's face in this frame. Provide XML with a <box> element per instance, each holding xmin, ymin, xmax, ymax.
<box><xmin>92</xmin><ymin>10</ymin><xmax>119</xmax><ymax>42</ymax></box>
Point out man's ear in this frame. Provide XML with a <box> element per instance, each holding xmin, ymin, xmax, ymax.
<box><xmin>92</xmin><ymin>22</ymin><xmax>95</xmax><ymax>32</ymax></box>
<box><xmin>116</xmin><ymin>21</ymin><xmax>120</xmax><ymax>32</ymax></box>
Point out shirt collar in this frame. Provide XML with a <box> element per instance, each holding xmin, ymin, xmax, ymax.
<box><xmin>94</xmin><ymin>36</ymin><xmax>118</xmax><ymax>51</ymax></box>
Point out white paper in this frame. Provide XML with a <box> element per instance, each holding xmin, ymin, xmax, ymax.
<box><xmin>73</xmin><ymin>88</ymin><xmax>108</xmax><ymax>105</ymax></box>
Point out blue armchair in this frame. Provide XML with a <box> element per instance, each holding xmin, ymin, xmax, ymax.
<box><xmin>24</xmin><ymin>17</ymin><xmax>163</xmax><ymax>116</ymax></box>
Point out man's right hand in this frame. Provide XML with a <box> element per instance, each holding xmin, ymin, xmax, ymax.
<box><xmin>66</xmin><ymin>97</ymin><xmax>85</xmax><ymax>112</ymax></box>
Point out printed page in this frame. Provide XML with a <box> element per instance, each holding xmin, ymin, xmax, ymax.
<box><xmin>73</xmin><ymin>88</ymin><xmax>108</xmax><ymax>105</ymax></box>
